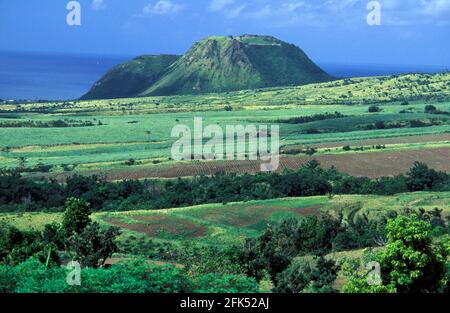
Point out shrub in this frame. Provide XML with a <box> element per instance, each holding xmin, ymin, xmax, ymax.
<box><xmin>368</xmin><ymin>105</ymin><xmax>382</xmax><ymax>113</ymax></box>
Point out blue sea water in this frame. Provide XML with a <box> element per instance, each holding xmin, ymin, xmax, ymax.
<box><xmin>0</xmin><ymin>51</ymin><xmax>129</xmax><ymax>101</ymax></box>
<box><xmin>319</xmin><ymin>62</ymin><xmax>449</xmax><ymax>79</ymax></box>
<box><xmin>0</xmin><ymin>51</ymin><xmax>448</xmax><ymax>101</ymax></box>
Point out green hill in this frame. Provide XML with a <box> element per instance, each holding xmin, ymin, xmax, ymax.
<box><xmin>81</xmin><ymin>55</ymin><xmax>180</xmax><ymax>100</ymax></box>
<box><xmin>141</xmin><ymin>35</ymin><xmax>333</xmax><ymax>96</ymax></box>
<box><xmin>81</xmin><ymin>35</ymin><xmax>333</xmax><ymax>99</ymax></box>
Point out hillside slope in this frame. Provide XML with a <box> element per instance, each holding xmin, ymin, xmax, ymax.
<box><xmin>81</xmin><ymin>55</ymin><xmax>179</xmax><ymax>100</ymax></box>
<box><xmin>141</xmin><ymin>35</ymin><xmax>332</xmax><ymax>96</ymax></box>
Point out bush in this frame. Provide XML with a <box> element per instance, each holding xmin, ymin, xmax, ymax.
<box><xmin>368</xmin><ymin>105</ymin><xmax>382</xmax><ymax>113</ymax></box>
<box><xmin>343</xmin><ymin>215</ymin><xmax>449</xmax><ymax>293</ymax></box>
<box><xmin>425</xmin><ymin>105</ymin><xmax>437</xmax><ymax>113</ymax></box>
<box><xmin>274</xmin><ymin>257</ymin><xmax>339</xmax><ymax>293</ymax></box>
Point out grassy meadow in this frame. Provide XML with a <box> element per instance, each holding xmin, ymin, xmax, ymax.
<box><xmin>1</xmin><ymin>86</ymin><xmax>450</xmax><ymax>175</ymax></box>
<box><xmin>1</xmin><ymin>72</ymin><xmax>450</xmax><ymax>294</ymax></box>
<box><xmin>4</xmin><ymin>191</ymin><xmax>449</xmax><ymax>249</ymax></box>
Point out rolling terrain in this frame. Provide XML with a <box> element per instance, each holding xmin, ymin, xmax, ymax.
<box><xmin>3</xmin><ymin>191</ymin><xmax>449</xmax><ymax>247</ymax></box>
<box><xmin>1</xmin><ymin>67</ymin><xmax>450</xmax><ymax>295</ymax></box>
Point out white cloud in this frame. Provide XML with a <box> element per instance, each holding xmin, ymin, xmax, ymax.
<box><xmin>209</xmin><ymin>0</ymin><xmax>236</xmax><ymax>12</ymax></box>
<box><xmin>282</xmin><ymin>1</ymin><xmax>306</xmax><ymax>12</ymax></box>
<box><xmin>225</xmin><ymin>4</ymin><xmax>247</xmax><ymax>18</ymax></box>
<box><xmin>208</xmin><ymin>0</ymin><xmax>247</xmax><ymax>19</ymax></box>
<box><xmin>420</xmin><ymin>0</ymin><xmax>450</xmax><ymax>17</ymax></box>
<box><xmin>205</xmin><ymin>0</ymin><xmax>450</xmax><ymax>27</ymax></box>
<box><xmin>91</xmin><ymin>0</ymin><xmax>106</xmax><ymax>11</ymax></box>
<box><xmin>143</xmin><ymin>0</ymin><xmax>184</xmax><ymax>15</ymax></box>
<box><xmin>380</xmin><ymin>0</ymin><xmax>450</xmax><ymax>26</ymax></box>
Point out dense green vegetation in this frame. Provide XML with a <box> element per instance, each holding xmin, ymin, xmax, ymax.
<box><xmin>81</xmin><ymin>55</ymin><xmax>180</xmax><ymax>100</ymax></box>
<box><xmin>1</xmin><ymin>69</ymin><xmax>450</xmax><ymax>294</ymax></box>
<box><xmin>343</xmin><ymin>215</ymin><xmax>449</xmax><ymax>293</ymax></box>
<box><xmin>1</xmin><ymin>199</ymin><xmax>447</xmax><ymax>293</ymax></box>
<box><xmin>0</xmin><ymin>198</ymin><xmax>258</xmax><ymax>293</ymax></box>
<box><xmin>5</xmin><ymin>73</ymin><xmax>448</xmax><ymax>116</ymax></box>
<box><xmin>1</xmin><ymin>162</ymin><xmax>450</xmax><ymax>212</ymax></box>
<box><xmin>0</xmin><ymin>162</ymin><xmax>448</xmax><ymax>293</ymax></box>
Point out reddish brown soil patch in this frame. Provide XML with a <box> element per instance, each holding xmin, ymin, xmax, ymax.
<box><xmin>104</xmin><ymin>216</ymin><xmax>207</xmax><ymax>238</ymax></box>
<box><xmin>35</xmin><ymin>146</ymin><xmax>450</xmax><ymax>181</ymax></box>
<box><xmin>289</xmin><ymin>205</ymin><xmax>322</xmax><ymax>218</ymax></box>
<box><xmin>190</xmin><ymin>205</ymin><xmax>322</xmax><ymax>228</ymax></box>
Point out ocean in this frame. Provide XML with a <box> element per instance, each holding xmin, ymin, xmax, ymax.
<box><xmin>0</xmin><ymin>51</ymin><xmax>448</xmax><ymax>101</ymax></box>
<box><xmin>0</xmin><ymin>51</ymin><xmax>129</xmax><ymax>101</ymax></box>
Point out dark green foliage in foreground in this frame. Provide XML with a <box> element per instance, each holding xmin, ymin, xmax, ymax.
<box><xmin>68</xmin><ymin>222</ymin><xmax>120</xmax><ymax>268</ymax></box>
<box><xmin>240</xmin><ymin>216</ymin><xmax>346</xmax><ymax>284</ymax></box>
<box><xmin>0</xmin><ymin>258</ymin><xmax>259</xmax><ymax>293</ymax></box>
<box><xmin>0</xmin><ymin>198</ymin><xmax>258</xmax><ymax>294</ymax></box>
<box><xmin>0</xmin><ymin>224</ymin><xmax>60</xmax><ymax>266</ymax></box>
<box><xmin>178</xmin><ymin>243</ymin><xmax>244</xmax><ymax>276</ymax></box>
<box><xmin>240</xmin><ymin>211</ymin><xmax>448</xmax><ymax>292</ymax></box>
<box><xmin>380</xmin><ymin>216</ymin><xmax>448</xmax><ymax>293</ymax></box>
<box><xmin>343</xmin><ymin>215</ymin><xmax>449</xmax><ymax>293</ymax></box>
<box><xmin>1</xmin><ymin>204</ymin><xmax>448</xmax><ymax>293</ymax></box>
<box><xmin>274</xmin><ymin>256</ymin><xmax>339</xmax><ymax>293</ymax></box>
<box><xmin>0</xmin><ymin>198</ymin><xmax>120</xmax><ymax>269</ymax></box>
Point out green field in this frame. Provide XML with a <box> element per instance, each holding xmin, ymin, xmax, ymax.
<box><xmin>2</xmin><ymin>72</ymin><xmax>450</xmax><ymax>294</ymax></box>
<box><xmin>1</xmin><ymin>95</ymin><xmax>450</xmax><ymax>174</ymax></box>
<box><xmin>4</xmin><ymin>191</ymin><xmax>449</xmax><ymax>250</ymax></box>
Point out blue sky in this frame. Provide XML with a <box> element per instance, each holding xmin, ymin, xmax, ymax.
<box><xmin>0</xmin><ymin>0</ymin><xmax>449</xmax><ymax>66</ymax></box>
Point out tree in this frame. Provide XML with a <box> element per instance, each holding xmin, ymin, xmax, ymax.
<box><xmin>241</xmin><ymin>215</ymin><xmax>342</xmax><ymax>282</ymax></box>
<box><xmin>274</xmin><ymin>256</ymin><xmax>339</xmax><ymax>293</ymax></box>
<box><xmin>374</xmin><ymin>121</ymin><xmax>386</xmax><ymax>129</ymax></box>
<box><xmin>0</xmin><ymin>224</ymin><xmax>60</xmax><ymax>266</ymax></box>
<box><xmin>425</xmin><ymin>104</ymin><xmax>437</xmax><ymax>113</ymax></box>
<box><xmin>241</xmin><ymin>218</ymin><xmax>300</xmax><ymax>281</ymax></box>
<box><xmin>343</xmin><ymin>215</ymin><xmax>448</xmax><ymax>293</ymax></box>
<box><xmin>61</xmin><ymin>198</ymin><xmax>91</xmax><ymax>237</ymax></box>
<box><xmin>368</xmin><ymin>105</ymin><xmax>382</xmax><ymax>113</ymax></box>
<box><xmin>406</xmin><ymin>162</ymin><xmax>447</xmax><ymax>191</ymax></box>
<box><xmin>379</xmin><ymin>215</ymin><xmax>448</xmax><ymax>293</ymax></box>
<box><xmin>68</xmin><ymin>222</ymin><xmax>120</xmax><ymax>268</ymax></box>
